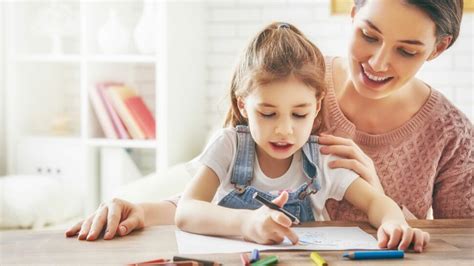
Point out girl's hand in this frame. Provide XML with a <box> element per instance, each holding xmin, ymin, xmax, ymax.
<box><xmin>65</xmin><ymin>198</ymin><xmax>145</xmax><ymax>241</ymax></box>
<box><xmin>318</xmin><ymin>133</ymin><xmax>384</xmax><ymax>193</ymax></box>
<box><xmin>377</xmin><ymin>222</ymin><xmax>430</xmax><ymax>253</ymax></box>
<box><xmin>240</xmin><ymin>191</ymin><xmax>299</xmax><ymax>245</ymax></box>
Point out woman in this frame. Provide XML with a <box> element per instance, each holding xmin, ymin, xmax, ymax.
<box><xmin>66</xmin><ymin>0</ymin><xmax>472</xmax><ymax>241</ymax></box>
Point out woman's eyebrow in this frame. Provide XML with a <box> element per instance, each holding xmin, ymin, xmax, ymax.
<box><xmin>363</xmin><ymin>19</ymin><xmax>425</xmax><ymax>46</ymax></box>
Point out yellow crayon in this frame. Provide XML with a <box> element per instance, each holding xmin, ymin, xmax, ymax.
<box><xmin>310</xmin><ymin>251</ymin><xmax>328</xmax><ymax>266</ymax></box>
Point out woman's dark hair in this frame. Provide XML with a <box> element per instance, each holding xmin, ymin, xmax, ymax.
<box><xmin>354</xmin><ymin>0</ymin><xmax>463</xmax><ymax>48</ymax></box>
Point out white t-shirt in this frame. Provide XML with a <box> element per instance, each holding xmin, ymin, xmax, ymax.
<box><xmin>187</xmin><ymin>128</ymin><xmax>359</xmax><ymax>220</ymax></box>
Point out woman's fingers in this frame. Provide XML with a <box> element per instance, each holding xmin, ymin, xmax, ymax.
<box><xmin>78</xmin><ymin>214</ymin><xmax>94</xmax><ymax>240</ymax></box>
<box><xmin>118</xmin><ymin>215</ymin><xmax>141</xmax><ymax>236</ymax></box>
<box><xmin>65</xmin><ymin>220</ymin><xmax>83</xmax><ymax>237</ymax></box>
<box><xmin>318</xmin><ymin>134</ymin><xmax>354</xmax><ymax>146</ymax></box>
<box><xmin>86</xmin><ymin>206</ymin><xmax>109</xmax><ymax>241</ymax></box>
<box><xmin>320</xmin><ymin>144</ymin><xmax>361</xmax><ymax>160</ymax></box>
<box><xmin>104</xmin><ymin>203</ymin><xmax>122</xmax><ymax>240</ymax></box>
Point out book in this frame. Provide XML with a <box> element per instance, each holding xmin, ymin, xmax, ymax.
<box><xmin>97</xmin><ymin>82</ymin><xmax>130</xmax><ymax>139</ymax></box>
<box><xmin>89</xmin><ymin>85</ymin><xmax>118</xmax><ymax>139</ymax></box>
<box><xmin>107</xmin><ymin>86</ymin><xmax>146</xmax><ymax>140</ymax></box>
<box><xmin>124</xmin><ymin>96</ymin><xmax>156</xmax><ymax>139</ymax></box>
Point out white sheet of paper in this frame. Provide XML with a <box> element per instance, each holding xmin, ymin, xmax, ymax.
<box><xmin>176</xmin><ymin>227</ymin><xmax>380</xmax><ymax>254</ymax></box>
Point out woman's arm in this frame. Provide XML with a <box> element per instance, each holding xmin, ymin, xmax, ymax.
<box><xmin>344</xmin><ymin>178</ymin><xmax>429</xmax><ymax>252</ymax></box>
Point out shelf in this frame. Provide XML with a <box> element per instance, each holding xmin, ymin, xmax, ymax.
<box><xmin>14</xmin><ymin>54</ymin><xmax>157</xmax><ymax>63</ymax></box>
<box><xmin>15</xmin><ymin>54</ymin><xmax>82</xmax><ymax>63</ymax></box>
<box><xmin>86</xmin><ymin>54</ymin><xmax>157</xmax><ymax>63</ymax></box>
<box><xmin>86</xmin><ymin>138</ymin><xmax>158</xmax><ymax>149</ymax></box>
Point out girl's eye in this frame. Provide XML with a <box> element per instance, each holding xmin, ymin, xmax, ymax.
<box><xmin>398</xmin><ymin>48</ymin><xmax>417</xmax><ymax>57</ymax></box>
<box><xmin>293</xmin><ymin>113</ymin><xmax>307</xmax><ymax>119</ymax></box>
<box><xmin>260</xmin><ymin>112</ymin><xmax>275</xmax><ymax>118</ymax></box>
<box><xmin>361</xmin><ymin>29</ymin><xmax>378</xmax><ymax>43</ymax></box>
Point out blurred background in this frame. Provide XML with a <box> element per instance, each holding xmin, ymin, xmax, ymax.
<box><xmin>0</xmin><ymin>0</ymin><xmax>472</xmax><ymax>230</ymax></box>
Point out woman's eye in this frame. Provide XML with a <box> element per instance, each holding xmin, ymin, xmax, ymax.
<box><xmin>398</xmin><ymin>48</ymin><xmax>417</xmax><ymax>57</ymax></box>
<box><xmin>260</xmin><ymin>112</ymin><xmax>275</xmax><ymax>118</ymax></box>
<box><xmin>293</xmin><ymin>113</ymin><xmax>307</xmax><ymax>119</ymax></box>
<box><xmin>361</xmin><ymin>29</ymin><xmax>378</xmax><ymax>43</ymax></box>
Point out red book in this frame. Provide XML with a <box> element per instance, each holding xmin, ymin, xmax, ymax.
<box><xmin>124</xmin><ymin>96</ymin><xmax>156</xmax><ymax>139</ymax></box>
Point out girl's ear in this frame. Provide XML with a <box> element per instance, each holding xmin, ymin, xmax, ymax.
<box><xmin>237</xmin><ymin>97</ymin><xmax>248</xmax><ymax>118</ymax></box>
<box><xmin>427</xmin><ymin>36</ymin><xmax>452</xmax><ymax>61</ymax></box>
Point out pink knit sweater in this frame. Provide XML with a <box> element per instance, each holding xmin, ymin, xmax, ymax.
<box><xmin>323</xmin><ymin>58</ymin><xmax>474</xmax><ymax>220</ymax></box>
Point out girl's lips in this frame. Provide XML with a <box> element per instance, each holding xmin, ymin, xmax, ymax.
<box><xmin>360</xmin><ymin>64</ymin><xmax>393</xmax><ymax>90</ymax></box>
<box><xmin>270</xmin><ymin>142</ymin><xmax>294</xmax><ymax>153</ymax></box>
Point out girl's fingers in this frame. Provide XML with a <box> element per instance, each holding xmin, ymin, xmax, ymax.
<box><xmin>87</xmin><ymin>206</ymin><xmax>109</xmax><ymax>241</ymax></box>
<box><xmin>281</xmin><ymin>227</ymin><xmax>299</xmax><ymax>245</ymax></box>
<box><xmin>271</xmin><ymin>191</ymin><xmax>289</xmax><ymax>208</ymax></box>
<box><xmin>423</xmin><ymin>231</ymin><xmax>430</xmax><ymax>247</ymax></box>
<box><xmin>412</xmin><ymin>229</ymin><xmax>425</xmax><ymax>252</ymax></box>
<box><xmin>377</xmin><ymin>226</ymin><xmax>389</xmax><ymax>248</ymax></box>
<box><xmin>270</xmin><ymin>211</ymin><xmax>292</xmax><ymax>228</ymax></box>
<box><xmin>65</xmin><ymin>220</ymin><xmax>83</xmax><ymax>237</ymax></box>
<box><xmin>398</xmin><ymin>227</ymin><xmax>414</xmax><ymax>250</ymax></box>
<box><xmin>386</xmin><ymin>226</ymin><xmax>403</xmax><ymax>249</ymax></box>
<box><xmin>104</xmin><ymin>203</ymin><xmax>122</xmax><ymax>240</ymax></box>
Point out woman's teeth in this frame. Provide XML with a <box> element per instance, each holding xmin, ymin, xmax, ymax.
<box><xmin>362</xmin><ymin>65</ymin><xmax>391</xmax><ymax>82</ymax></box>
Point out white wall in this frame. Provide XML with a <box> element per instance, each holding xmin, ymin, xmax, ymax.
<box><xmin>204</xmin><ymin>0</ymin><xmax>474</xmax><ymax>131</ymax></box>
<box><xmin>0</xmin><ymin>3</ymin><xmax>5</xmax><ymax>175</ymax></box>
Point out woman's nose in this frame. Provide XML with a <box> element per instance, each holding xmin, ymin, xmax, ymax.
<box><xmin>368</xmin><ymin>44</ymin><xmax>391</xmax><ymax>72</ymax></box>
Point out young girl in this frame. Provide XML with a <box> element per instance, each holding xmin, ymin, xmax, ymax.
<box><xmin>175</xmin><ymin>22</ymin><xmax>429</xmax><ymax>252</ymax></box>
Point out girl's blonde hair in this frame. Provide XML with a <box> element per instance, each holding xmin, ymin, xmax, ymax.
<box><xmin>223</xmin><ymin>22</ymin><xmax>326</xmax><ymax>134</ymax></box>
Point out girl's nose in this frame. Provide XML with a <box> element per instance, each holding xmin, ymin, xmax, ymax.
<box><xmin>275</xmin><ymin>118</ymin><xmax>293</xmax><ymax>136</ymax></box>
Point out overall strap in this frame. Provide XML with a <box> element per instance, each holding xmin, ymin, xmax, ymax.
<box><xmin>230</xmin><ymin>125</ymin><xmax>256</xmax><ymax>192</ymax></box>
<box><xmin>301</xmin><ymin>135</ymin><xmax>321</xmax><ymax>192</ymax></box>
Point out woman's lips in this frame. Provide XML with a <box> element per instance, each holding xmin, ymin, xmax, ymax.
<box><xmin>360</xmin><ymin>64</ymin><xmax>393</xmax><ymax>90</ymax></box>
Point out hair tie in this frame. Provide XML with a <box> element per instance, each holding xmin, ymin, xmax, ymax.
<box><xmin>277</xmin><ymin>23</ymin><xmax>290</xmax><ymax>29</ymax></box>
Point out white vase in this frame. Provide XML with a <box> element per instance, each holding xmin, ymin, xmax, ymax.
<box><xmin>97</xmin><ymin>9</ymin><xmax>130</xmax><ymax>54</ymax></box>
<box><xmin>133</xmin><ymin>0</ymin><xmax>157</xmax><ymax>54</ymax></box>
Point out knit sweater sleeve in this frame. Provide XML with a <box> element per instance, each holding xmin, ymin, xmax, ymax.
<box><xmin>432</xmin><ymin>113</ymin><xmax>474</xmax><ymax>218</ymax></box>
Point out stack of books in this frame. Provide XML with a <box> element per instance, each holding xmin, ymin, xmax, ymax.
<box><xmin>89</xmin><ymin>82</ymin><xmax>156</xmax><ymax>140</ymax></box>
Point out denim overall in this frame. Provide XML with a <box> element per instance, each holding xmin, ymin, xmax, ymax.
<box><xmin>217</xmin><ymin>125</ymin><xmax>322</xmax><ymax>223</ymax></box>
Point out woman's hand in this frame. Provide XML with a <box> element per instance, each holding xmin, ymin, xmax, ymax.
<box><xmin>318</xmin><ymin>133</ymin><xmax>384</xmax><ymax>193</ymax></box>
<box><xmin>240</xmin><ymin>191</ymin><xmax>299</xmax><ymax>245</ymax></box>
<box><xmin>65</xmin><ymin>198</ymin><xmax>145</xmax><ymax>241</ymax></box>
<box><xmin>377</xmin><ymin>222</ymin><xmax>430</xmax><ymax>252</ymax></box>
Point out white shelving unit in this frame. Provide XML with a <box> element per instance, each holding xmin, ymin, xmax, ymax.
<box><xmin>4</xmin><ymin>1</ymin><xmax>207</xmax><ymax>214</ymax></box>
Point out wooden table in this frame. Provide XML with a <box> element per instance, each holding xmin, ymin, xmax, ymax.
<box><xmin>0</xmin><ymin>219</ymin><xmax>473</xmax><ymax>265</ymax></box>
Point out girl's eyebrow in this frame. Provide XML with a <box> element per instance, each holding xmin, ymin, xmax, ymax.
<box><xmin>258</xmin><ymin>103</ymin><xmax>313</xmax><ymax>108</ymax></box>
<box><xmin>363</xmin><ymin>19</ymin><xmax>425</xmax><ymax>46</ymax></box>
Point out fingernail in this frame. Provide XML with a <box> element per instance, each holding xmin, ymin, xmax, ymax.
<box><xmin>120</xmin><ymin>225</ymin><xmax>127</xmax><ymax>235</ymax></box>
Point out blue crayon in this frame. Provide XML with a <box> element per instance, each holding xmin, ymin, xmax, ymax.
<box><xmin>343</xmin><ymin>250</ymin><xmax>405</xmax><ymax>260</ymax></box>
<box><xmin>250</xmin><ymin>249</ymin><xmax>260</xmax><ymax>262</ymax></box>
